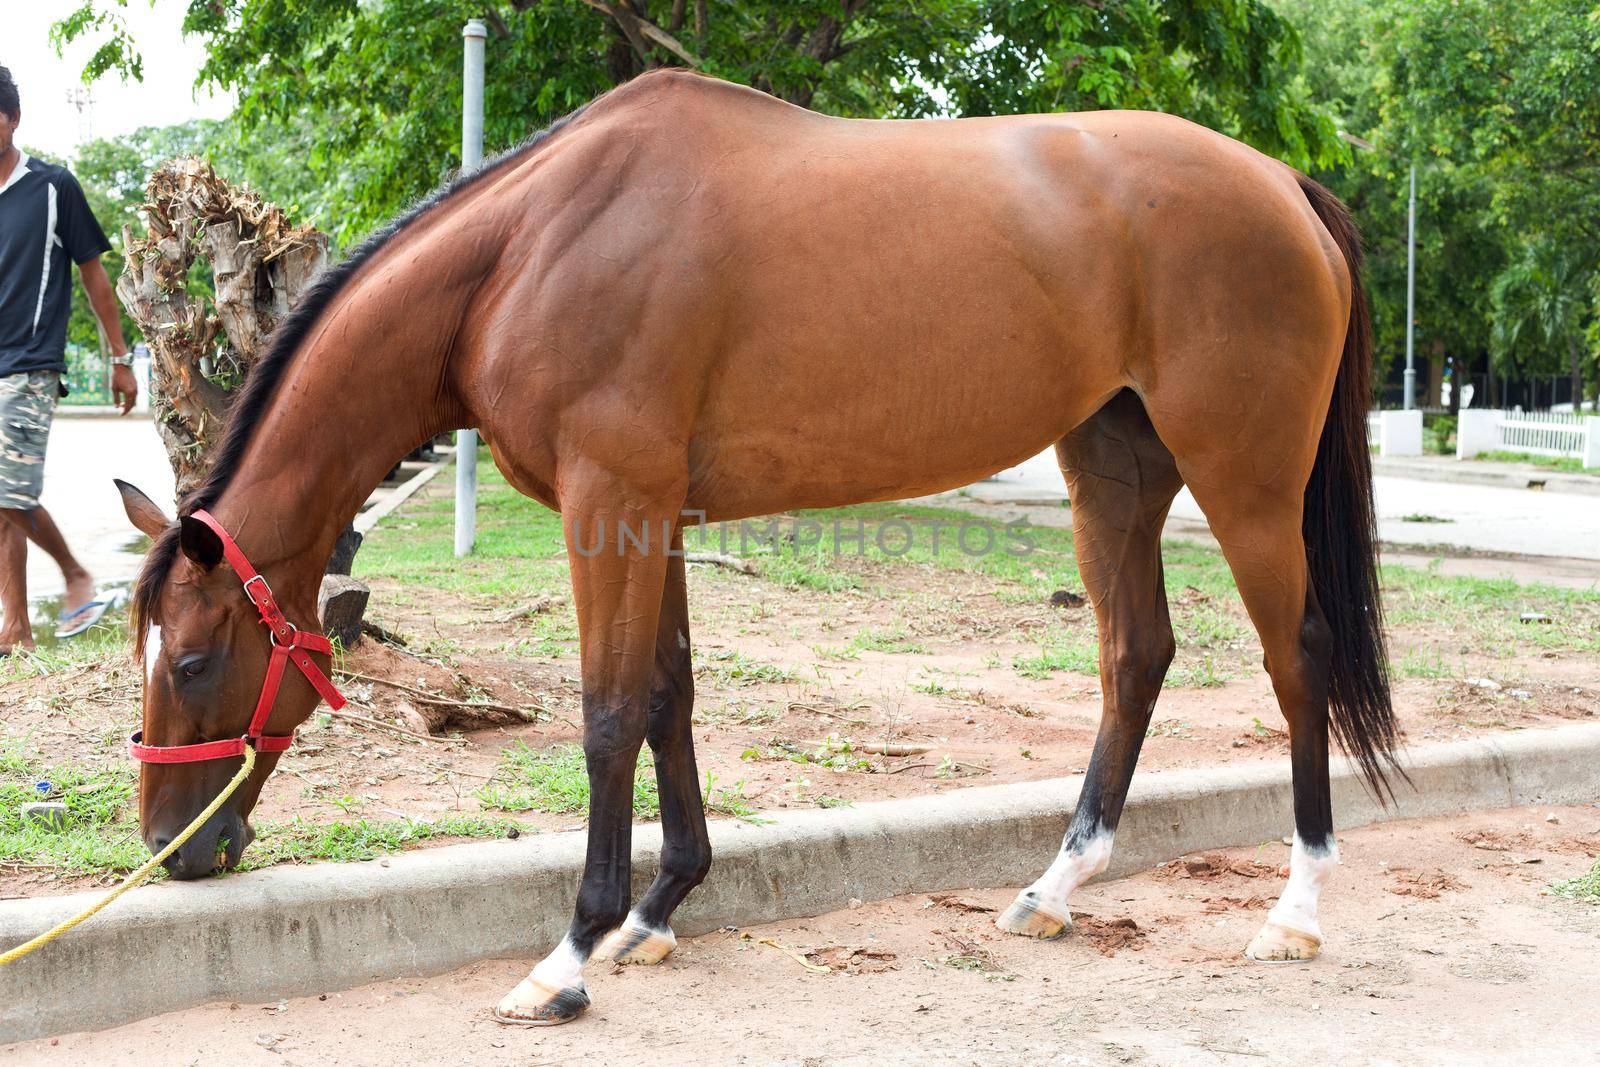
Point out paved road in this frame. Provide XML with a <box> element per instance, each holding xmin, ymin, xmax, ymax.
<box><xmin>24</xmin><ymin>415</ymin><xmax>174</xmax><ymax>602</ymax></box>
<box><xmin>975</xmin><ymin>449</ymin><xmax>1600</xmax><ymax>564</ymax></box>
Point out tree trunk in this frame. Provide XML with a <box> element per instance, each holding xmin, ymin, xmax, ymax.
<box><xmin>116</xmin><ymin>158</ymin><xmax>328</xmax><ymax>496</ymax></box>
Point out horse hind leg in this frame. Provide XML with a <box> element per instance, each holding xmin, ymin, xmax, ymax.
<box><xmin>1155</xmin><ymin>424</ymin><xmax>1345</xmax><ymax>962</ymax></box>
<box><xmin>594</xmin><ymin>541</ymin><xmax>712</xmax><ymax>965</ymax></box>
<box><xmin>997</xmin><ymin>390</ymin><xmax>1182</xmax><ymax>939</ymax></box>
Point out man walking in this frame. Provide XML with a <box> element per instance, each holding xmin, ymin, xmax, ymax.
<box><xmin>0</xmin><ymin>65</ymin><xmax>137</xmax><ymax>653</ymax></box>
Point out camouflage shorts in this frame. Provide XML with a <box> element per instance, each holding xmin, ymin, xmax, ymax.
<box><xmin>0</xmin><ymin>371</ymin><xmax>59</xmax><ymax>511</ymax></box>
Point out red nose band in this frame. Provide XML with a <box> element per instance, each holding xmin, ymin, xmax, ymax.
<box><xmin>127</xmin><ymin>509</ymin><xmax>346</xmax><ymax>764</ymax></box>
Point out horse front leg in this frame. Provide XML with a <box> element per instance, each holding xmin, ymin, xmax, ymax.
<box><xmin>495</xmin><ymin>488</ymin><xmax>678</xmax><ymax>1026</ymax></box>
<box><xmin>595</xmin><ymin>541</ymin><xmax>711</xmax><ymax>965</ymax></box>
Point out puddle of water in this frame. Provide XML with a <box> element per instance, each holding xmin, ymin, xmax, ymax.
<box><xmin>12</xmin><ymin>531</ymin><xmax>148</xmax><ymax>650</ymax></box>
<box><xmin>22</xmin><ymin>586</ymin><xmax>131</xmax><ymax>650</ymax></box>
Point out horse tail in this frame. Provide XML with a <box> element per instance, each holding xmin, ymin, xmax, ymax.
<box><xmin>1297</xmin><ymin>173</ymin><xmax>1403</xmax><ymax>801</ymax></box>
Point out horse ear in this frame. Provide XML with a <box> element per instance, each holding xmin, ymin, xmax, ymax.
<box><xmin>179</xmin><ymin>514</ymin><xmax>225</xmax><ymax>570</ymax></box>
<box><xmin>115</xmin><ymin>479</ymin><xmax>170</xmax><ymax>540</ymax></box>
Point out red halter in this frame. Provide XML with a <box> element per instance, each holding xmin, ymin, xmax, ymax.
<box><xmin>127</xmin><ymin>509</ymin><xmax>347</xmax><ymax>765</ymax></box>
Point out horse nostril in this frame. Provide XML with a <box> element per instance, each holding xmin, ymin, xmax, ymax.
<box><xmin>151</xmin><ymin>834</ymin><xmax>174</xmax><ymax>856</ymax></box>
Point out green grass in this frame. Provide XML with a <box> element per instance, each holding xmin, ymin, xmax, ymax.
<box><xmin>1474</xmin><ymin>450</ymin><xmax>1592</xmax><ymax>475</ymax></box>
<box><xmin>0</xmin><ymin>743</ymin><xmax>145</xmax><ymax>875</ymax></box>
<box><xmin>358</xmin><ymin>461</ymin><xmax>570</xmax><ymax>602</ymax></box>
<box><xmin>1012</xmin><ymin>639</ymin><xmax>1099</xmax><ymax>679</ymax></box>
<box><xmin>850</xmin><ymin>626</ymin><xmax>928</xmax><ymax>655</ymax></box>
<box><xmin>1380</xmin><ymin>563</ymin><xmax>1600</xmax><ymax>656</ymax></box>
<box><xmin>476</xmin><ymin>741</ymin><xmax>760</xmax><ymax>821</ymax></box>
<box><xmin>740</xmin><ymin>736</ymin><xmax>875</xmax><ymax>773</ymax></box>
<box><xmin>0</xmin><ymin>620</ymin><xmax>130</xmax><ymax>684</ymax></box>
<box><xmin>1169</xmin><ymin>655</ymin><xmax>1228</xmax><ymax>688</ymax></box>
<box><xmin>694</xmin><ymin>649</ymin><xmax>797</xmax><ymax>687</ymax></box>
<box><xmin>242</xmin><ymin>815</ymin><xmax>522</xmax><ymax>869</ymax></box>
<box><xmin>0</xmin><ymin>740</ymin><xmax>524</xmax><ymax>879</ymax></box>
<box><xmin>1397</xmin><ymin>646</ymin><xmax>1456</xmax><ymax>679</ymax></box>
<box><xmin>1553</xmin><ymin>860</ymin><xmax>1600</xmax><ymax>903</ymax></box>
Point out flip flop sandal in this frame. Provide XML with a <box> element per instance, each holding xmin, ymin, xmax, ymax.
<box><xmin>55</xmin><ymin>598</ymin><xmax>112</xmax><ymax>639</ymax></box>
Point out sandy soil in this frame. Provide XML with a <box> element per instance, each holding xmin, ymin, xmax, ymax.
<box><xmin>11</xmin><ymin>803</ymin><xmax>1598</xmax><ymax>1066</ymax></box>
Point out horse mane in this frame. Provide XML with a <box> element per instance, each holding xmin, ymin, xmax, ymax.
<box><xmin>130</xmin><ymin>101</ymin><xmax>594</xmax><ymax>653</ymax></box>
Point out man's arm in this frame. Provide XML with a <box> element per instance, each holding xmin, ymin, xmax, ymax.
<box><xmin>77</xmin><ymin>257</ymin><xmax>137</xmax><ymax>415</ymax></box>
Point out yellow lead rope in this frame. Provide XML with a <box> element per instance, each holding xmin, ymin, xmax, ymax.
<box><xmin>0</xmin><ymin>745</ymin><xmax>257</xmax><ymax>966</ymax></box>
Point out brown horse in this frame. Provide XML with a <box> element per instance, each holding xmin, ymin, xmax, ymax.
<box><xmin>115</xmin><ymin>70</ymin><xmax>1396</xmax><ymax>1025</ymax></box>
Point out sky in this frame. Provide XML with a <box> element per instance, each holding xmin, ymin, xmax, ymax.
<box><xmin>6</xmin><ymin>0</ymin><xmax>235</xmax><ymax>159</ymax></box>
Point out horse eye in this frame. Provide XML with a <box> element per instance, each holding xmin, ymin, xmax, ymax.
<box><xmin>177</xmin><ymin>655</ymin><xmax>209</xmax><ymax>680</ymax></box>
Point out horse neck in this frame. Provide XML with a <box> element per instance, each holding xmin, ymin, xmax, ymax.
<box><xmin>204</xmin><ymin>252</ymin><xmax>482</xmax><ymax>615</ymax></box>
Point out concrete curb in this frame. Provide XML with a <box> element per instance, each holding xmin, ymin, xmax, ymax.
<box><xmin>3</xmin><ymin>722</ymin><xmax>1598</xmax><ymax>1042</ymax></box>
<box><xmin>354</xmin><ymin>455</ymin><xmax>451</xmax><ymax>535</ymax></box>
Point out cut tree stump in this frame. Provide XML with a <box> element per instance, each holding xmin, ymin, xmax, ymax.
<box><xmin>318</xmin><ymin>574</ymin><xmax>371</xmax><ymax>649</ymax></box>
<box><xmin>326</xmin><ymin>526</ymin><xmax>364</xmax><ymax>576</ymax></box>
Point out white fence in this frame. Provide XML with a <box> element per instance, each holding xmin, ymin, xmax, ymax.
<box><xmin>1367</xmin><ymin>409</ymin><xmax>1422</xmax><ymax>457</ymax></box>
<box><xmin>1458</xmin><ymin>409</ymin><xmax>1600</xmax><ymax>468</ymax></box>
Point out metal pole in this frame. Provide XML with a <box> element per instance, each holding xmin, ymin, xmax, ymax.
<box><xmin>1403</xmin><ymin>164</ymin><xmax>1417</xmax><ymax>411</ymax></box>
<box><xmin>454</xmin><ymin>18</ymin><xmax>487</xmax><ymax>557</ymax></box>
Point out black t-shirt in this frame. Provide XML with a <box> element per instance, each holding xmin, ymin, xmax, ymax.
<box><xmin>0</xmin><ymin>152</ymin><xmax>112</xmax><ymax>376</ymax></box>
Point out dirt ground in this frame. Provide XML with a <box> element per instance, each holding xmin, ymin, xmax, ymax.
<box><xmin>11</xmin><ymin>803</ymin><xmax>1598</xmax><ymax>1066</ymax></box>
<box><xmin>3</xmin><ymin>480</ymin><xmax>1597</xmax><ymax>896</ymax></box>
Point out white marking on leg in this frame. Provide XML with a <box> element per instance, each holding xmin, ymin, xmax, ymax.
<box><xmin>1266</xmin><ymin>834</ymin><xmax>1338</xmax><ymax>940</ymax></box>
<box><xmin>143</xmin><ymin>625</ymin><xmax>162</xmax><ymax>683</ymax></box>
<box><xmin>530</xmin><ymin>934</ymin><xmax>586</xmax><ymax>991</ymax></box>
<box><xmin>1025</xmin><ymin>830</ymin><xmax>1115</xmax><ymax>915</ymax></box>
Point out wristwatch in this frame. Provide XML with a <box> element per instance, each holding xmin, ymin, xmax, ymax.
<box><xmin>108</xmin><ymin>353</ymin><xmax>134</xmax><ymax>367</ymax></box>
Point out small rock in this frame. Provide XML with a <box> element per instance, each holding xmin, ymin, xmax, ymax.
<box><xmin>1049</xmin><ymin>589</ymin><xmax>1086</xmax><ymax>609</ymax></box>
<box><xmin>1465</xmin><ymin>677</ymin><xmax>1500</xmax><ymax>691</ymax></box>
<box><xmin>1545</xmin><ymin>813</ymin><xmax>1560</xmax><ymax>824</ymax></box>
<box><xmin>848</xmin><ymin>897</ymin><xmax>863</xmax><ymax>910</ymax></box>
<box><xmin>21</xmin><ymin>802</ymin><xmax>68</xmax><ymax>830</ymax></box>
<box><xmin>1519</xmin><ymin>612</ymin><xmax>1552</xmax><ymax>625</ymax></box>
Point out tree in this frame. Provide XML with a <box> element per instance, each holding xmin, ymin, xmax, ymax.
<box><xmin>1362</xmin><ymin>0</ymin><xmax>1599</xmax><ymax>408</ymax></box>
<box><xmin>1279</xmin><ymin>0</ymin><xmax>1599</xmax><ymax>409</ymax></box>
<box><xmin>55</xmin><ymin>0</ymin><xmax>1347</xmax><ymax>245</ymax></box>
<box><xmin>117</xmin><ymin>158</ymin><xmax>327</xmax><ymax>492</ymax></box>
<box><xmin>1492</xmin><ymin>240</ymin><xmax>1594</xmax><ymax>412</ymax></box>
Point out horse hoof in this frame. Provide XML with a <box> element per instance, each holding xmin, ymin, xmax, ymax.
<box><xmin>995</xmin><ymin>895</ymin><xmax>1070</xmax><ymax>940</ymax></box>
<box><xmin>594</xmin><ymin>919</ymin><xmax>676</xmax><ymax>965</ymax></box>
<box><xmin>493</xmin><ymin>974</ymin><xmax>591</xmax><ymax>1026</ymax></box>
<box><xmin>1245</xmin><ymin>922</ymin><xmax>1322</xmax><ymax>963</ymax></box>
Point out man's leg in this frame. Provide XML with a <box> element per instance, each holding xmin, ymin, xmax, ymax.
<box><xmin>0</xmin><ymin>523</ymin><xmax>29</xmax><ymax>653</ymax></box>
<box><xmin>0</xmin><ymin>506</ymin><xmax>92</xmax><ymax>614</ymax></box>
<box><xmin>0</xmin><ymin>372</ymin><xmax>92</xmax><ymax>619</ymax></box>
